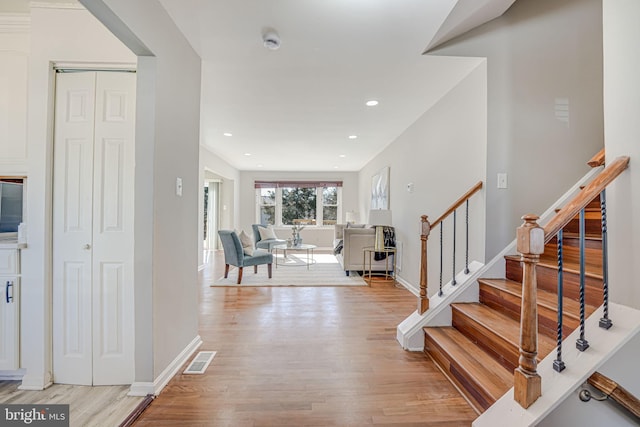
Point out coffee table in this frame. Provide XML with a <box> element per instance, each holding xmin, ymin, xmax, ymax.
<box><xmin>273</xmin><ymin>243</ymin><xmax>317</xmax><ymax>270</ymax></box>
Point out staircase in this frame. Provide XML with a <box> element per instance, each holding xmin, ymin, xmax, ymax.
<box><xmin>423</xmin><ymin>196</ymin><xmax>604</xmax><ymax>413</ymax></box>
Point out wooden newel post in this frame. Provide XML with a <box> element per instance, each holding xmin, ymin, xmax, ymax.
<box><xmin>419</xmin><ymin>215</ymin><xmax>431</xmax><ymax>314</ymax></box>
<box><xmin>514</xmin><ymin>214</ymin><xmax>544</xmax><ymax>408</ymax></box>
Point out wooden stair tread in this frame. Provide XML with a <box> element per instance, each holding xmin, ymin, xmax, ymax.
<box><xmin>504</xmin><ymin>254</ymin><xmax>603</xmax><ymax>280</ymax></box>
<box><xmin>451</xmin><ymin>302</ymin><xmax>557</xmax><ymax>359</ymax></box>
<box><xmin>424</xmin><ymin>326</ymin><xmax>513</xmax><ymax>402</ymax></box>
<box><xmin>561</xmin><ymin>232</ymin><xmax>602</xmax><ymax>241</ymax></box>
<box><xmin>478</xmin><ymin>278</ymin><xmax>594</xmax><ymax>320</ymax></box>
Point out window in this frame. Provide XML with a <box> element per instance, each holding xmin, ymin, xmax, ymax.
<box><xmin>258</xmin><ymin>187</ymin><xmax>276</xmax><ymax>225</ymax></box>
<box><xmin>255</xmin><ymin>181</ymin><xmax>342</xmax><ymax>226</ymax></box>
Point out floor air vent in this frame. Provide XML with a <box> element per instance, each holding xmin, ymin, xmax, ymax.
<box><xmin>183</xmin><ymin>351</ymin><xmax>217</xmax><ymax>374</ymax></box>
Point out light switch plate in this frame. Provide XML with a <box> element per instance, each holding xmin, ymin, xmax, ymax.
<box><xmin>176</xmin><ymin>177</ymin><xmax>183</xmax><ymax>196</ymax></box>
<box><xmin>497</xmin><ymin>173</ymin><xmax>508</xmax><ymax>189</ymax></box>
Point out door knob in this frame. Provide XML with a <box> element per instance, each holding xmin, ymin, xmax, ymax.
<box><xmin>84</xmin><ymin>244</ymin><xmax>91</xmax><ymax>250</ymax></box>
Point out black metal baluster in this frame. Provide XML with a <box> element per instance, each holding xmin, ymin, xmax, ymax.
<box><xmin>439</xmin><ymin>223</ymin><xmax>444</xmax><ymax>297</ymax></box>
<box><xmin>576</xmin><ymin>208</ymin><xmax>590</xmax><ymax>351</ymax></box>
<box><xmin>452</xmin><ymin>210</ymin><xmax>457</xmax><ymax>286</ymax></box>
<box><xmin>599</xmin><ymin>190</ymin><xmax>612</xmax><ymax>329</ymax></box>
<box><xmin>553</xmin><ymin>229</ymin><xmax>566</xmax><ymax>372</ymax></box>
<box><xmin>464</xmin><ymin>199</ymin><xmax>470</xmax><ymax>275</ymax></box>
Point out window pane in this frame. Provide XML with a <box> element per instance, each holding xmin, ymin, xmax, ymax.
<box><xmin>282</xmin><ymin>187</ymin><xmax>316</xmax><ymax>225</ymax></box>
<box><xmin>260</xmin><ymin>206</ymin><xmax>275</xmax><ymax>225</ymax></box>
<box><xmin>260</xmin><ymin>188</ymin><xmax>276</xmax><ymax>205</ymax></box>
<box><xmin>323</xmin><ymin>206</ymin><xmax>337</xmax><ymax>225</ymax></box>
<box><xmin>322</xmin><ymin>187</ymin><xmax>337</xmax><ymax>205</ymax></box>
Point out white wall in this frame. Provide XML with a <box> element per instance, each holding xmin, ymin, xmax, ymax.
<box><xmin>538</xmin><ymin>332</ymin><xmax>640</xmax><ymax>427</ymax></box>
<box><xmin>81</xmin><ymin>0</ymin><xmax>202</xmax><ymax>384</ymax></box>
<box><xmin>603</xmin><ymin>0</ymin><xmax>640</xmax><ymax>309</ymax></box>
<box><xmin>19</xmin><ymin>4</ymin><xmax>135</xmax><ymax>389</ymax></box>
<box><xmin>359</xmin><ymin>63</ymin><xmax>487</xmax><ymax>293</ymax></box>
<box><xmin>198</xmin><ymin>145</ymin><xmax>240</xmax><ymax>266</ymax></box>
<box><xmin>432</xmin><ymin>0</ymin><xmax>604</xmax><ymax>260</ymax></box>
<box><xmin>0</xmin><ymin>14</ymin><xmax>28</xmax><ymax>175</ymax></box>
<box><xmin>239</xmin><ymin>170</ymin><xmax>359</xmax><ymax>248</ymax></box>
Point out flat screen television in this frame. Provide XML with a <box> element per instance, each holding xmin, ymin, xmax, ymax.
<box><xmin>0</xmin><ymin>179</ymin><xmax>24</xmax><ymax>234</ymax></box>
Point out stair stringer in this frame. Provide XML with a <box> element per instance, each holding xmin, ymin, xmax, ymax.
<box><xmin>397</xmin><ymin>166</ymin><xmax>602</xmax><ymax>351</ymax></box>
<box><xmin>474</xmin><ymin>303</ymin><xmax>640</xmax><ymax>427</ymax></box>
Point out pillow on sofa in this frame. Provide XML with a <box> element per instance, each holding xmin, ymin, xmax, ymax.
<box><xmin>239</xmin><ymin>230</ymin><xmax>254</xmax><ymax>256</ymax></box>
<box><xmin>258</xmin><ymin>225</ymin><xmax>277</xmax><ymax>240</ymax></box>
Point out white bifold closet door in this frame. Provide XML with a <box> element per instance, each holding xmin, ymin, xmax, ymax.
<box><xmin>52</xmin><ymin>71</ymin><xmax>135</xmax><ymax>385</ymax></box>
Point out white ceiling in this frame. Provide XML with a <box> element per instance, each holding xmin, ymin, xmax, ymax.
<box><xmin>4</xmin><ymin>0</ymin><xmax>516</xmax><ymax>172</ymax></box>
<box><xmin>158</xmin><ymin>0</ymin><xmax>489</xmax><ymax>172</ymax></box>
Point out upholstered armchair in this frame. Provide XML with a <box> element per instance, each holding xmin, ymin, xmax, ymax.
<box><xmin>218</xmin><ymin>230</ymin><xmax>273</xmax><ymax>284</ymax></box>
<box><xmin>252</xmin><ymin>224</ymin><xmax>286</xmax><ymax>252</ymax></box>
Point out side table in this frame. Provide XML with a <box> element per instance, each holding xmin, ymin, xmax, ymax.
<box><xmin>363</xmin><ymin>246</ymin><xmax>396</xmax><ymax>284</ymax></box>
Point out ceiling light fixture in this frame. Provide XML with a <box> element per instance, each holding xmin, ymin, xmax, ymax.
<box><xmin>262</xmin><ymin>29</ymin><xmax>281</xmax><ymax>50</ymax></box>
<box><xmin>339</xmin><ymin>154</ymin><xmax>346</xmax><ymax>158</ymax></box>
<box><xmin>365</xmin><ymin>100</ymin><xmax>379</xmax><ymax>107</ymax></box>
<box><xmin>223</xmin><ymin>132</ymin><xmax>233</xmax><ymax>137</ymax></box>
<box><xmin>348</xmin><ymin>135</ymin><xmax>358</xmax><ymax>140</ymax></box>
<box><xmin>244</xmin><ymin>153</ymin><xmax>252</xmax><ymax>156</ymax></box>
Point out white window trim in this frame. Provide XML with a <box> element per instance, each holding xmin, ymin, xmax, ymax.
<box><xmin>255</xmin><ymin>185</ymin><xmax>342</xmax><ymax>227</ymax></box>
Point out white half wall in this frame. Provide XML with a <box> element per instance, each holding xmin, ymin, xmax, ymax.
<box><xmin>359</xmin><ymin>62</ymin><xmax>487</xmax><ymax>294</ymax></box>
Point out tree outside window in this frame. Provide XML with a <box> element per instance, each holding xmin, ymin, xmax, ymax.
<box><xmin>282</xmin><ymin>187</ymin><xmax>316</xmax><ymax>225</ymax></box>
<box><xmin>322</xmin><ymin>186</ymin><xmax>338</xmax><ymax>225</ymax></box>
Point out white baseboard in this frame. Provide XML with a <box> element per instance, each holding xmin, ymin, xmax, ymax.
<box><xmin>18</xmin><ymin>371</ymin><xmax>53</xmax><ymax>390</ymax></box>
<box><xmin>128</xmin><ymin>335</ymin><xmax>203</xmax><ymax>397</ymax></box>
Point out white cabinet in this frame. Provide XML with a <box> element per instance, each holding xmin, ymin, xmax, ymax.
<box><xmin>0</xmin><ymin>248</ymin><xmax>20</xmax><ymax>370</ymax></box>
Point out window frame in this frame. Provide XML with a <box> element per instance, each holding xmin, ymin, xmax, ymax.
<box><xmin>255</xmin><ymin>181</ymin><xmax>342</xmax><ymax>227</ymax></box>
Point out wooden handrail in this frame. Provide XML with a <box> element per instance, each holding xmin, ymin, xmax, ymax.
<box><xmin>430</xmin><ymin>181</ymin><xmax>483</xmax><ymax>229</ymax></box>
<box><xmin>417</xmin><ymin>181</ymin><xmax>483</xmax><ymax>315</ymax></box>
<box><xmin>544</xmin><ymin>156</ymin><xmax>629</xmax><ymax>243</ymax></box>
<box><xmin>588</xmin><ymin>372</ymin><xmax>640</xmax><ymax>419</ymax></box>
<box><xmin>587</xmin><ymin>148</ymin><xmax>605</xmax><ymax>168</ymax></box>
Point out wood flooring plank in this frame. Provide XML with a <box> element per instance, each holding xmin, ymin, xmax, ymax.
<box><xmin>133</xmin><ymin>250</ymin><xmax>477</xmax><ymax>426</ymax></box>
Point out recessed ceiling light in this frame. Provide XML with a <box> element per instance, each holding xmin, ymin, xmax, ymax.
<box><xmin>365</xmin><ymin>100</ymin><xmax>379</xmax><ymax>107</ymax></box>
<box><xmin>223</xmin><ymin>132</ymin><xmax>233</xmax><ymax>137</ymax></box>
<box><xmin>348</xmin><ymin>135</ymin><xmax>358</xmax><ymax>140</ymax></box>
<box><xmin>244</xmin><ymin>153</ymin><xmax>252</xmax><ymax>156</ymax></box>
<box><xmin>339</xmin><ymin>154</ymin><xmax>346</xmax><ymax>158</ymax></box>
<box><xmin>257</xmin><ymin>164</ymin><xmax>264</xmax><ymax>168</ymax></box>
<box><xmin>333</xmin><ymin>165</ymin><xmax>339</xmax><ymax>169</ymax></box>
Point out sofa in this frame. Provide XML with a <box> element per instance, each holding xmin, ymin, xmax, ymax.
<box><xmin>333</xmin><ymin>224</ymin><xmax>395</xmax><ymax>276</ymax></box>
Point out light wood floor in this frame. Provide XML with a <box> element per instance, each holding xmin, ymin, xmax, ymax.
<box><xmin>134</xmin><ymin>251</ymin><xmax>477</xmax><ymax>426</ymax></box>
<box><xmin>0</xmin><ymin>381</ymin><xmax>142</xmax><ymax>426</ymax></box>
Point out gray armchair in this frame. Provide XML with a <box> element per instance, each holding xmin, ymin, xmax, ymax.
<box><xmin>252</xmin><ymin>224</ymin><xmax>286</xmax><ymax>252</ymax></box>
<box><xmin>218</xmin><ymin>230</ymin><xmax>273</xmax><ymax>284</ymax></box>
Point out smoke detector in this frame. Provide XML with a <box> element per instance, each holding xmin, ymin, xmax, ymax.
<box><xmin>262</xmin><ymin>30</ymin><xmax>281</xmax><ymax>50</ymax></box>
